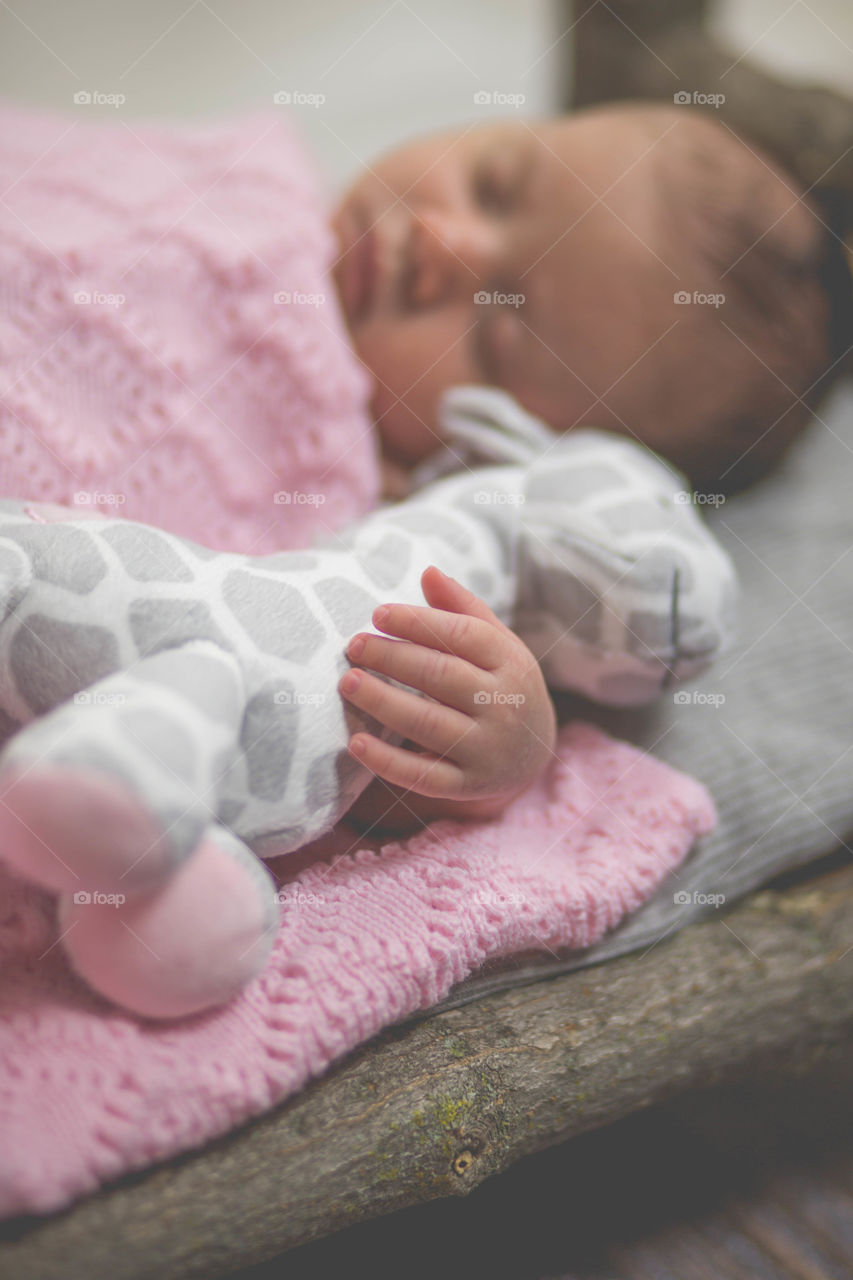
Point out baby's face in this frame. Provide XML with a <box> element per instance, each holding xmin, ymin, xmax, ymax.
<box><xmin>331</xmin><ymin>108</ymin><xmax>686</xmax><ymax>468</ymax></box>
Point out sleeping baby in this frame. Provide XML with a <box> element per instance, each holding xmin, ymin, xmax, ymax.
<box><xmin>0</xmin><ymin>97</ymin><xmax>848</xmax><ymax>837</ymax></box>
<box><xmin>0</xmin><ymin>99</ymin><xmax>849</xmax><ymax>1016</ymax></box>
<box><xmin>331</xmin><ymin>99</ymin><xmax>850</xmax><ymax>828</ymax></box>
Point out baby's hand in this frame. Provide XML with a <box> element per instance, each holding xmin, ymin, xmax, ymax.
<box><xmin>339</xmin><ymin>566</ymin><xmax>557</xmax><ymax>831</ymax></box>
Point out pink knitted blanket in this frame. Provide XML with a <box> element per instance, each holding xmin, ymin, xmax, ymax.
<box><xmin>0</xmin><ymin>102</ymin><xmax>379</xmax><ymax>552</ymax></box>
<box><xmin>0</xmin><ymin>721</ymin><xmax>715</xmax><ymax>1218</ymax></box>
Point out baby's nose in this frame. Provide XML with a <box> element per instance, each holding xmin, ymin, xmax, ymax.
<box><xmin>407</xmin><ymin>207</ymin><xmax>501</xmax><ymax>307</ymax></box>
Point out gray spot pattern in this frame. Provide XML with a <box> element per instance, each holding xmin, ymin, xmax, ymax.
<box><xmin>223</xmin><ymin>569</ymin><xmax>324</xmax><ymax>662</ymax></box>
<box><xmin>676</xmin><ymin>617</ymin><xmax>722</xmax><ymax>657</ymax></box>
<box><xmin>357</xmin><ymin>532</ymin><xmax>412</xmax><ymax>590</ymax></box>
<box><xmin>219</xmin><ymin>796</ymin><xmax>247</xmax><ymax>827</ymax></box>
<box><xmin>306</xmin><ymin>748</ymin><xmax>356</xmax><ymax>812</ymax></box>
<box><xmin>631</xmin><ymin>548</ymin><xmax>694</xmax><ymax>594</ymax></box>
<box><xmin>0</xmin><ymin>541</ymin><xmax>31</xmax><ymax>621</ymax></box>
<box><xmin>314</xmin><ymin>577</ymin><xmax>381</xmax><ymax>637</ymax></box>
<box><xmin>99</xmin><ymin>524</ymin><xmax>194</xmax><ymax>583</ymax></box>
<box><xmin>627</xmin><ymin>610</ymin><xmax>674</xmax><ymax>655</ymax></box>
<box><xmin>241</xmin><ymin>682</ymin><xmax>299</xmax><ymax>801</ymax></box>
<box><xmin>10</xmin><ymin>615</ymin><xmax>119</xmax><ymax>715</ymax></box>
<box><xmin>519</xmin><ymin>549</ymin><xmax>603</xmax><ymax>645</ymax></box>
<box><xmin>129</xmin><ymin>598</ymin><xmax>229</xmax><ymax>658</ymax></box>
<box><xmin>2</xmin><ymin>524</ymin><xmax>107</xmax><ymax>595</ymax></box>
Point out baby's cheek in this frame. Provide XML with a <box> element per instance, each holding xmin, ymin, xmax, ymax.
<box><xmin>372</xmin><ymin>389</ymin><xmax>441</xmax><ymax>467</ymax></box>
<box><xmin>356</xmin><ymin>311</ymin><xmax>474</xmax><ymax>462</ymax></box>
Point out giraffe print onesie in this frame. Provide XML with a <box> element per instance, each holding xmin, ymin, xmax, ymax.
<box><xmin>0</xmin><ymin>388</ymin><xmax>737</xmax><ymax>1018</ymax></box>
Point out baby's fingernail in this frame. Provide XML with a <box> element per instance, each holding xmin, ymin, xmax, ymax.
<box><xmin>347</xmin><ymin>633</ymin><xmax>365</xmax><ymax>659</ymax></box>
<box><xmin>373</xmin><ymin>605</ymin><xmax>390</xmax><ymax>625</ymax></box>
<box><xmin>340</xmin><ymin>670</ymin><xmax>361</xmax><ymax>694</ymax></box>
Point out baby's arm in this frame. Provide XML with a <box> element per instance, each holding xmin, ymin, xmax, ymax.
<box><xmin>342</xmin><ymin>565</ymin><xmax>556</xmax><ymax>835</ymax></box>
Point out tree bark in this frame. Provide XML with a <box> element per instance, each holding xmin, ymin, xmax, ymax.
<box><xmin>2</xmin><ymin>859</ymin><xmax>852</xmax><ymax>1280</ymax></box>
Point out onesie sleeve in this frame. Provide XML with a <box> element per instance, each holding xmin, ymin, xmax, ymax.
<box><xmin>511</xmin><ymin>428</ymin><xmax>739</xmax><ymax>707</ymax></box>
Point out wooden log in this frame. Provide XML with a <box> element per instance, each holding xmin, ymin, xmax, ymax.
<box><xmin>1</xmin><ymin>860</ymin><xmax>852</xmax><ymax>1280</ymax></box>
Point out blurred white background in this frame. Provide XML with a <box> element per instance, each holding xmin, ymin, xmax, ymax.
<box><xmin>0</xmin><ymin>0</ymin><xmax>562</xmax><ymax>200</ymax></box>
<box><xmin>0</xmin><ymin>0</ymin><xmax>851</xmax><ymax>201</ymax></box>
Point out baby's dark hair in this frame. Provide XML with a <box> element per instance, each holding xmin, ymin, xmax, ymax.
<box><xmin>655</xmin><ymin>111</ymin><xmax>853</xmax><ymax>495</ymax></box>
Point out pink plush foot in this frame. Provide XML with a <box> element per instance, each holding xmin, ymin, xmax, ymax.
<box><xmin>57</xmin><ymin>827</ymin><xmax>279</xmax><ymax>1019</ymax></box>
<box><xmin>0</xmin><ymin>763</ymin><xmax>175</xmax><ymax>895</ymax></box>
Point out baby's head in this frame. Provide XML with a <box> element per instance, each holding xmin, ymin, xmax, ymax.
<box><xmin>332</xmin><ymin>102</ymin><xmax>847</xmax><ymax>493</ymax></box>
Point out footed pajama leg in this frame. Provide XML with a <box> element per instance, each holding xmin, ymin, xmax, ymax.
<box><xmin>57</xmin><ymin>820</ymin><xmax>280</xmax><ymax>1020</ymax></box>
<box><xmin>0</xmin><ymin>640</ymin><xmax>246</xmax><ymax>896</ymax></box>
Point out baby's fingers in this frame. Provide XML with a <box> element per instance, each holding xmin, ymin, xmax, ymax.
<box><xmin>371</xmin><ymin>578</ymin><xmax>508</xmax><ymax>669</ymax></box>
<box><xmin>340</xmin><ymin>667</ymin><xmax>474</xmax><ymax>755</ymax></box>
<box><xmin>345</xmin><ymin>632</ymin><xmax>482</xmax><ymax>713</ymax></box>
<box><xmin>348</xmin><ymin>734</ymin><xmax>464</xmax><ymax>798</ymax></box>
<box><xmin>420</xmin><ymin>565</ymin><xmax>515</xmax><ymax>640</ymax></box>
